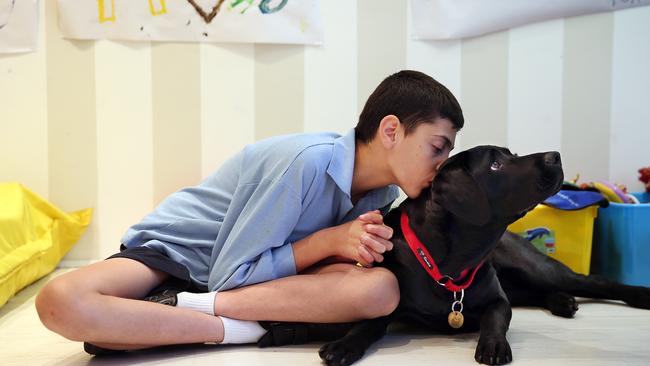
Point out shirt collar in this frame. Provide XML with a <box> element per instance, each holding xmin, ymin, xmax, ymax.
<box><xmin>327</xmin><ymin>129</ymin><xmax>356</xmax><ymax>197</ymax></box>
<box><xmin>327</xmin><ymin>129</ymin><xmax>401</xmax><ymax>214</ymax></box>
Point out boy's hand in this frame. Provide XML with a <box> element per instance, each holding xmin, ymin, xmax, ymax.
<box><xmin>335</xmin><ymin>210</ymin><xmax>394</xmax><ymax>267</ymax></box>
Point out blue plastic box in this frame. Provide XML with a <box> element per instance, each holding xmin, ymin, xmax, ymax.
<box><xmin>591</xmin><ymin>192</ymin><xmax>650</xmax><ymax>286</ymax></box>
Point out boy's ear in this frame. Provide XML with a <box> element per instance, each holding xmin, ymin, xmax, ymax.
<box><xmin>378</xmin><ymin>115</ymin><xmax>400</xmax><ymax>148</ymax></box>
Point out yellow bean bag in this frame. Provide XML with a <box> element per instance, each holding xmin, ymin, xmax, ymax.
<box><xmin>0</xmin><ymin>183</ymin><xmax>92</xmax><ymax>308</ymax></box>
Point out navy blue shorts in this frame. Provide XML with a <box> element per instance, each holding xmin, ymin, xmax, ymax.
<box><xmin>107</xmin><ymin>245</ymin><xmax>206</xmax><ymax>294</ymax></box>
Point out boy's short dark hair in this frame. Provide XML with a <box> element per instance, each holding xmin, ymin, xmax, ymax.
<box><xmin>355</xmin><ymin>70</ymin><xmax>464</xmax><ymax>144</ymax></box>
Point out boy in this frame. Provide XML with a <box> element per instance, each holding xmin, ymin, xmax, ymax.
<box><xmin>36</xmin><ymin>70</ymin><xmax>464</xmax><ymax>351</ymax></box>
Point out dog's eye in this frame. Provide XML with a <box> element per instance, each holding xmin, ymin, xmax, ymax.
<box><xmin>490</xmin><ymin>161</ymin><xmax>503</xmax><ymax>171</ymax></box>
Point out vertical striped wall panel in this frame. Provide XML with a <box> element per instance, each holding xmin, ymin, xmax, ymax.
<box><xmin>45</xmin><ymin>1</ymin><xmax>99</xmax><ymax>260</ymax></box>
<box><xmin>151</xmin><ymin>43</ymin><xmax>202</xmax><ymax>205</ymax></box>
<box><xmin>609</xmin><ymin>7</ymin><xmax>650</xmax><ymax>190</ymax></box>
<box><xmin>357</xmin><ymin>0</ymin><xmax>407</xmax><ymax>113</ymax></box>
<box><xmin>461</xmin><ymin>32</ymin><xmax>510</xmax><ymax>148</ymax></box>
<box><xmin>254</xmin><ymin>44</ymin><xmax>304</xmax><ymax>141</ymax></box>
<box><xmin>200</xmin><ymin>44</ymin><xmax>255</xmax><ymax>178</ymax></box>
<box><xmin>1</xmin><ymin>2</ymin><xmax>648</xmax><ymax>261</ymax></box>
<box><xmin>0</xmin><ymin>0</ymin><xmax>48</xmax><ymax>197</ymax></box>
<box><xmin>561</xmin><ymin>13</ymin><xmax>614</xmax><ymax>185</ymax></box>
<box><xmin>304</xmin><ymin>1</ymin><xmax>358</xmax><ymax>135</ymax></box>
<box><xmin>507</xmin><ymin>20</ymin><xmax>564</xmax><ymax>156</ymax></box>
<box><xmin>95</xmin><ymin>41</ymin><xmax>153</xmax><ymax>258</ymax></box>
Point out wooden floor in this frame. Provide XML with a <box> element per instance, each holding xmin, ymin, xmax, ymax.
<box><xmin>2</xmin><ymin>269</ymin><xmax>649</xmax><ymax>366</ymax></box>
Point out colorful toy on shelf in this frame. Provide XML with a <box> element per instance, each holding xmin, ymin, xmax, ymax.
<box><xmin>639</xmin><ymin>167</ymin><xmax>650</xmax><ymax>193</ymax></box>
<box><xmin>570</xmin><ymin>173</ymin><xmax>636</xmax><ymax>204</ymax></box>
<box><xmin>591</xmin><ymin>181</ymin><xmax>629</xmax><ymax>203</ymax></box>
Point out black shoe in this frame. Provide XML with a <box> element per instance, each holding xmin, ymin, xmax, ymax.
<box><xmin>83</xmin><ymin>342</ymin><xmax>126</xmax><ymax>356</ymax></box>
<box><xmin>143</xmin><ymin>289</ymin><xmax>179</xmax><ymax>306</ymax></box>
<box><xmin>257</xmin><ymin>322</ymin><xmax>354</xmax><ymax>347</ymax></box>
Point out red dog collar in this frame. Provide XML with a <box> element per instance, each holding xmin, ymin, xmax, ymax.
<box><xmin>400</xmin><ymin>211</ymin><xmax>483</xmax><ymax>292</ymax></box>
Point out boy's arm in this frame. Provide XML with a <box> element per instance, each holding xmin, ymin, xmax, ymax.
<box><xmin>292</xmin><ymin>211</ymin><xmax>394</xmax><ymax>273</ymax></box>
<box><xmin>291</xmin><ymin>226</ymin><xmax>339</xmax><ymax>273</ymax></box>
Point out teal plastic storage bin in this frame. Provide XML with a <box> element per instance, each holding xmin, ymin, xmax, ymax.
<box><xmin>592</xmin><ymin>192</ymin><xmax>650</xmax><ymax>286</ymax></box>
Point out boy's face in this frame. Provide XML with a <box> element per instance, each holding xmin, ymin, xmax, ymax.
<box><xmin>390</xmin><ymin>118</ymin><xmax>457</xmax><ymax>198</ymax></box>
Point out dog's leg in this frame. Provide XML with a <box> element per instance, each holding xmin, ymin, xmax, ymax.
<box><xmin>475</xmin><ymin>298</ymin><xmax>513</xmax><ymax>365</ymax></box>
<box><xmin>563</xmin><ymin>274</ymin><xmax>650</xmax><ymax>309</ymax></box>
<box><xmin>495</xmin><ymin>232</ymin><xmax>650</xmax><ymax>310</ymax></box>
<box><xmin>500</xmin><ymin>281</ymin><xmax>578</xmax><ymax>318</ymax></box>
<box><xmin>319</xmin><ymin>315</ymin><xmax>392</xmax><ymax>366</ymax></box>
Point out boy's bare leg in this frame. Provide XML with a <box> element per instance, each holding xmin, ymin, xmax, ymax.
<box><xmin>37</xmin><ymin>260</ymin><xmax>398</xmax><ymax>349</ymax></box>
<box><xmin>214</xmin><ymin>264</ymin><xmax>400</xmax><ymax>322</ymax></box>
<box><xmin>36</xmin><ymin>258</ymin><xmax>224</xmax><ymax>349</ymax></box>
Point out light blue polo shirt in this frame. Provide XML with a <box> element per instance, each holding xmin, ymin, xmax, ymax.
<box><xmin>121</xmin><ymin>129</ymin><xmax>400</xmax><ymax>291</ymax></box>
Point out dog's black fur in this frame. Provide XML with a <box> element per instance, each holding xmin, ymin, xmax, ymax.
<box><xmin>258</xmin><ymin>146</ymin><xmax>650</xmax><ymax>365</ymax></box>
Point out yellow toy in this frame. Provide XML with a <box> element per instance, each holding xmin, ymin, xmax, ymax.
<box><xmin>0</xmin><ymin>183</ymin><xmax>92</xmax><ymax>308</ymax></box>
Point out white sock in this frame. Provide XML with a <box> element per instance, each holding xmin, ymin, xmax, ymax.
<box><xmin>176</xmin><ymin>291</ymin><xmax>217</xmax><ymax>315</ymax></box>
<box><xmin>219</xmin><ymin>316</ymin><xmax>267</xmax><ymax>344</ymax></box>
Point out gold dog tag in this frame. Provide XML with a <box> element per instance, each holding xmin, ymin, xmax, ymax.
<box><xmin>448</xmin><ymin>311</ymin><xmax>464</xmax><ymax>328</ymax></box>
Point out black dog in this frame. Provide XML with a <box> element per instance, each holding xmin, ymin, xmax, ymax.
<box><xmin>259</xmin><ymin>145</ymin><xmax>650</xmax><ymax>365</ymax></box>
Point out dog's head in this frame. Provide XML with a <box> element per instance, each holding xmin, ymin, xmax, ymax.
<box><xmin>431</xmin><ymin>146</ymin><xmax>564</xmax><ymax>227</ymax></box>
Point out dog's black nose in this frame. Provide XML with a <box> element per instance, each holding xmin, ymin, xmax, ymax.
<box><xmin>544</xmin><ymin>152</ymin><xmax>561</xmax><ymax>166</ymax></box>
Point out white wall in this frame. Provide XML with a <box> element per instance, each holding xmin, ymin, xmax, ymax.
<box><xmin>1</xmin><ymin>1</ymin><xmax>649</xmax><ymax>262</ymax></box>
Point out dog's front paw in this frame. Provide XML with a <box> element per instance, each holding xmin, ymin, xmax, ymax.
<box><xmin>475</xmin><ymin>335</ymin><xmax>512</xmax><ymax>365</ymax></box>
<box><xmin>546</xmin><ymin>292</ymin><xmax>579</xmax><ymax>318</ymax></box>
<box><xmin>319</xmin><ymin>339</ymin><xmax>366</xmax><ymax>366</ymax></box>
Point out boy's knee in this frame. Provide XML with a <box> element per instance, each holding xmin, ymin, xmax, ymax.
<box><xmin>357</xmin><ymin>267</ymin><xmax>400</xmax><ymax>319</ymax></box>
<box><xmin>36</xmin><ymin>277</ymin><xmax>87</xmax><ymax>340</ymax></box>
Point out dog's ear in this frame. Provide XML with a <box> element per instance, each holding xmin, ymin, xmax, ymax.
<box><xmin>433</xmin><ymin>163</ymin><xmax>491</xmax><ymax>226</ymax></box>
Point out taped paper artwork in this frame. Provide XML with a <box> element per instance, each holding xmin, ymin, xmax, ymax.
<box><xmin>57</xmin><ymin>0</ymin><xmax>323</xmax><ymax>45</ymax></box>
